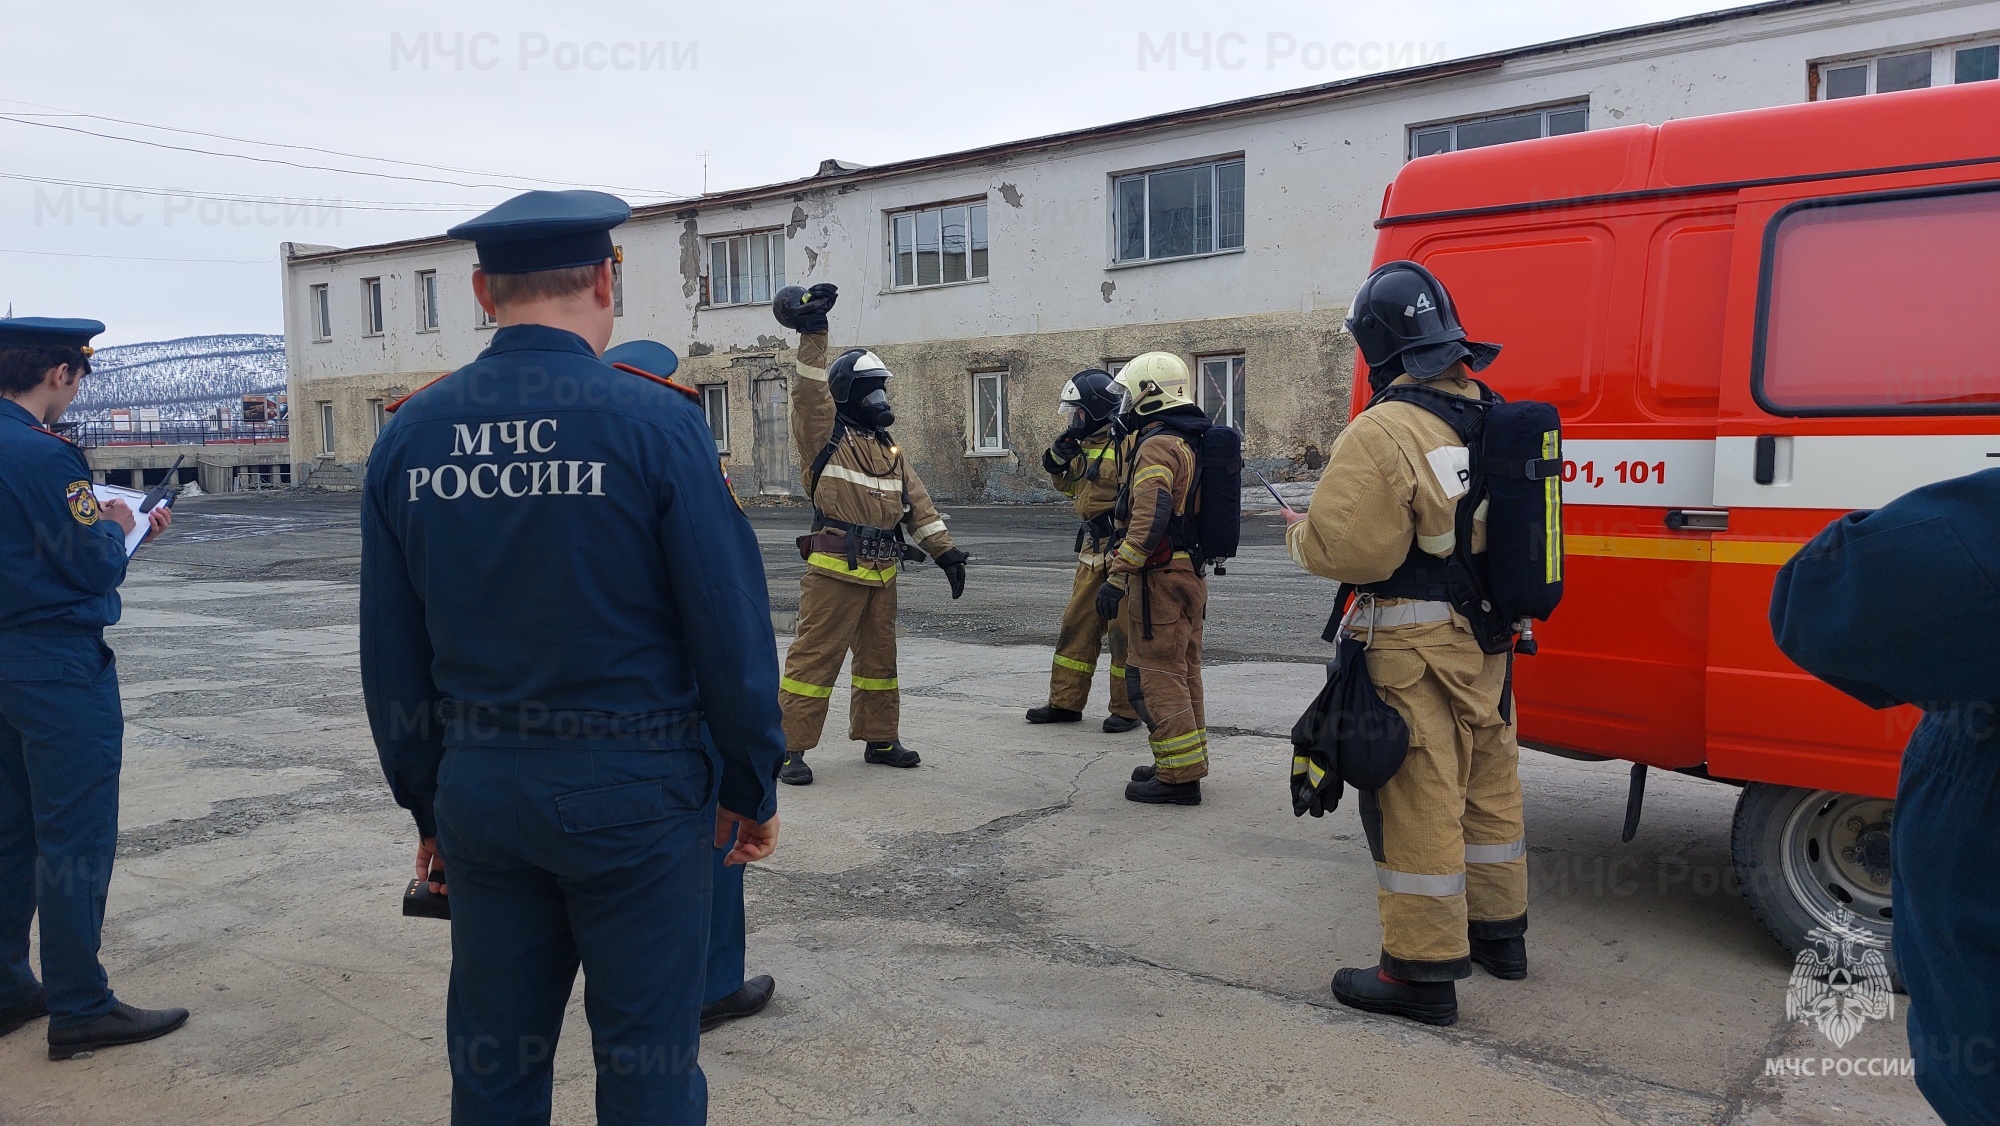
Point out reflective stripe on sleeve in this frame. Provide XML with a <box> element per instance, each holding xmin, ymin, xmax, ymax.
<box><xmin>1464</xmin><ymin>839</ymin><xmax>1526</xmax><ymax>865</ymax></box>
<box><xmin>1052</xmin><ymin>654</ymin><xmax>1094</xmax><ymax>674</ymax></box>
<box><xmin>1416</xmin><ymin>529</ymin><xmax>1456</xmax><ymax>555</ymax></box>
<box><xmin>1108</xmin><ymin>664</ymin><xmax>1126</xmax><ymax>678</ymax></box>
<box><xmin>910</xmin><ymin>519</ymin><xmax>947</xmax><ymax>541</ymax></box>
<box><xmin>780</xmin><ymin>677</ymin><xmax>834</xmax><ymax>699</ymax></box>
<box><xmin>821</xmin><ymin>464</ymin><xmax>904</xmax><ymax>493</ymax></box>
<box><xmin>851</xmin><ymin>675</ymin><xmax>899</xmax><ymax>691</ymax></box>
<box><xmin>1131</xmin><ymin>466</ymin><xmax>1174</xmax><ymax>489</ymax></box>
<box><xmin>1376</xmin><ymin>867</ymin><xmax>1468</xmax><ymax>897</ymax></box>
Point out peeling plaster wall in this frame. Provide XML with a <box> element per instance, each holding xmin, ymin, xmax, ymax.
<box><xmin>280</xmin><ymin>0</ymin><xmax>2000</xmax><ymax>495</ymax></box>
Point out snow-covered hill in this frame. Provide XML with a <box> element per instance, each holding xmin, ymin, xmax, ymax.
<box><xmin>69</xmin><ymin>334</ymin><xmax>286</xmax><ymax>421</ymax></box>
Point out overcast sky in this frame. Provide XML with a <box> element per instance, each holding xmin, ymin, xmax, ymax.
<box><xmin>2</xmin><ymin>0</ymin><xmax>1732</xmax><ymax>346</ymax></box>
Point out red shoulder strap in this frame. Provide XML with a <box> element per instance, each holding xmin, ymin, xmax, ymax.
<box><xmin>383</xmin><ymin>371</ymin><xmax>452</xmax><ymax>415</ymax></box>
<box><xmin>612</xmin><ymin>363</ymin><xmax>701</xmax><ymax>402</ymax></box>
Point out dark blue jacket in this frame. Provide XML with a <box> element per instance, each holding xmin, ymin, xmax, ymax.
<box><xmin>0</xmin><ymin>398</ymin><xmax>128</xmax><ymax>637</ymax></box>
<box><xmin>360</xmin><ymin>325</ymin><xmax>784</xmax><ymax>839</ymax></box>
<box><xmin>1771</xmin><ymin>468</ymin><xmax>2000</xmax><ymax>1126</ymax></box>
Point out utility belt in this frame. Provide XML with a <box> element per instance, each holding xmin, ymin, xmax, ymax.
<box><xmin>1074</xmin><ymin>512</ymin><xmax>1116</xmax><ymax>555</ymax></box>
<box><xmin>797</xmin><ymin>513</ymin><xmax>925</xmax><ymax>571</ymax></box>
<box><xmin>1346</xmin><ymin>597</ymin><xmax>1455</xmax><ymax>632</ymax></box>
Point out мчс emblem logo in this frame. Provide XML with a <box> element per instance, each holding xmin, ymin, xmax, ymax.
<box><xmin>65</xmin><ymin>481</ymin><xmax>100</xmax><ymax>526</ymax></box>
<box><xmin>1786</xmin><ymin>923</ymin><xmax>1894</xmax><ymax>1048</ymax></box>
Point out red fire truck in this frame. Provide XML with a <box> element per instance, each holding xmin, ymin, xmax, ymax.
<box><xmin>1364</xmin><ymin>78</ymin><xmax>2000</xmax><ymax>963</ymax></box>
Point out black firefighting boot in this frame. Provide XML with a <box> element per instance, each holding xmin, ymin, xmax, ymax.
<box><xmin>1102</xmin><ymin>714</ymin><xmax>1142</xmax><ymax>733</ymax></box>
<box><xmin>864</xmin><ymin>741</ymin><xmax>921</xmax><ymax>768</ymax></box>
<box><xmin>1130</xmin><ymin>763</ymin><xmax>1156</xmax><ymax>782</ymax></box>
<box><xmin>779</xmin><ymin>754</ymin><xmax>813</xmax><ymax>786</ymax></box>
<box><xmin>1331</xmin><ymin>966</ymin><xmax>1458</xmax><ymax>1026</ymax></box>
<box><xmin>1470</xmin><ymin>934</ymin><xmax>1528</xmax><ymax>980</ymax></box>
<box><xmin>1124</xmin><ymin>776</ymin><xmax>1200</xmax><ymax>805</ymax></box>
<box><xmin>1026</xmin><ymin>706</ymin><xmax>1083</xmax><ymax>724</ymax></box>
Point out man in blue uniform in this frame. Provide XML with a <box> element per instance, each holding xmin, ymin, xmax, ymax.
<box><xmin>0</xmin><ymin>317</ymin><xmax>185</xmax><ymax>1060</ymax></box>
<box><xmin>362</xmin><ymin>192</ymin><xmax>785</xmax><ymax>1125</ymax></box>
<box><xmin>1771</xmin><ymin>469</ymin><xmax>2000</xmax><ymax>1126</ymax></box>
<box><xmin>600</xmin><ymin>339</ymin><xmax>777</xmax><ymax>1033</ymax></box>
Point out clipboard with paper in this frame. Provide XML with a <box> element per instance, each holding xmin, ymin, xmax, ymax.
<box><xmin>90</xmin><ymin>484</ymin><xmax>154</xmax><ymax>557</ymax></box>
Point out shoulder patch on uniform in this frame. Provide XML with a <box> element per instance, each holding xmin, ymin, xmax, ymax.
<box><xmin>611</xmin><ymin>362</ymin><xmax>701</xmax><ymax>402</ymax></box>
<box><xmin>66</xmin><ymin>480</ymin><xmax>100</xmax><ymax>525</ymax></box>
<box><xmin>1425</xmin><ymin>445</ymin><xmax>1471</xmax><ymax>501</ymax></box>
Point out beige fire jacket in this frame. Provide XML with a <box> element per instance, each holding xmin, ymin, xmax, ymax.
<box><xmin>792</xmin><ymin>331</ymin><xmax>953</xmax><ymax>587</ymax></box>
<box><xmin>1286</xmin><ymin>371</ymin><xmax>1489</xmax><ymax>646</ymax></box>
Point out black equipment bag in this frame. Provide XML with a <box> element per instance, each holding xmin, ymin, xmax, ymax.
<box><xmin>1289</xmin><ymin>634</ymin><xmax>1411</xmax><ymax>817</ymax></box>
<box><xmin>1193</xmin><ymin>423</ymin><xmax>1243</xmax><ymax>566</ymax></box>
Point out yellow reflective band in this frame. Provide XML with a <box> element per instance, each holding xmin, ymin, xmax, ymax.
<box><xmin>1542</xmin><ymin>430</ymin><xmax>1562</xmax><ymax>584</ymax></box>
<box><xmin>1083</xmin><ymin>446</ymin><xmax>1116</xmax><ymax>461</ymax></box>
<box><xmin>1154</xmin><ymin>745</ymin><xmax>1209</xmax><ymax>769</ymax></box>
<box><xmin>1109</xmin><ymin>665</ymin><xmax>1126</xmax><ymax>678</ymax></box>
<box><xmin>1117</xmin><ymin>541</ymin><xmax>1150</xmax><ymax>565</ymax></box>
<box><xmin>1291</xmin><ymin>755</ymin><xmax>1325</xmax><ymax>785</ymax></box>
<box><xmin>780</xmin><ymin>677</ymin><xmax>834</xmax><ymax>699</ymax></box>
<box><xmin>1052</xmin><ymin>654</ymin><xmax>1095</xmax><ymax>674</ymax></box>
<box><xmin>1150</xmin><ymin>728</ymin><xmax>1207</xmax><ymax>754</ymax></box>
<box><xmin>807</xmin><ymin>552</ymin><xmax>899</xmax><ymax>581</ymax></box>
<box><xmin>851</xmin><ymin>675</ymin><xmax>899</xmax><ymax>691</ymax></box>
<box><xmin>1132</xmin><ymin>466</ymin><xmax>1174</xmax><ymax>488</ymax></box>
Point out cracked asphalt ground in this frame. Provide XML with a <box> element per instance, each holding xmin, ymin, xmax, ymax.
<box><xmin>0</xmin><ymin>492</ymin><xmax>1935</xmax><ymax>1125</ymax></box>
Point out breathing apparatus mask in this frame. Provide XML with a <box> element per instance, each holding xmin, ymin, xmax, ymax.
<box><xmin>829</xmin><ymin>349</ymin><xmax>896</xmax><ymax>431</ymax></box>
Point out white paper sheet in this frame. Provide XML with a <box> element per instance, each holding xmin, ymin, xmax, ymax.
<box><xmin>91</xmin><ymin>483</ymin><xmax>153</xmax><ymax>557</ymax></box>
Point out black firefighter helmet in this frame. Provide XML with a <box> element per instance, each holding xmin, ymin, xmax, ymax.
<box><xmin>1346</xmin><ymin>260</ymin><xmax>1500</xmax><ymax>389</ymax></box>
<box><xmin>828</xmin><ymin>348</ymin><xmax>895</xmax><ymax>430</ymax></box>
<box><xmin>1058</xmin><ymin>368</ymin><xmax>1121</xmax><ymax>427</ymax></box>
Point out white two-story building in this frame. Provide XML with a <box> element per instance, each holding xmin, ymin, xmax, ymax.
<box><xmin>281</xmin><ymin>0</ymin><xmax>2000</xmax><ymax>498</ymax></box>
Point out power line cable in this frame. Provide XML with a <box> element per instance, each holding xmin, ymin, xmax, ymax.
<box><xmin>0</xmin><ymin>247</ymin><xmax>272</xmax><ymax>264</ymax></box>
<box><xmin>0</xmin><ymin>171</ymin><xmax>491</xmax><ymax>212</ymax></box>
<box><xmin>0</xmin><ymin>98</ymin><xmax>693</xmax><ymax>198</ymax></box>
<box><xmin>0</xmin><ymin>114</ymin><xmax>689</xmax><ymax>200</ymax></box>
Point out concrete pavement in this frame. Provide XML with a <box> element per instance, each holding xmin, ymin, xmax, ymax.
<box><xmin>0</xmin><ymin>493</ymin><xmax>1936</xmax><ymax>1125</ymax></box>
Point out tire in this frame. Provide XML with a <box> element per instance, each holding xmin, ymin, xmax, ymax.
<box><xmin>1730</xmin><ymin>782</ymin><xmax>1901</xmax><ymax>989</ymax></box>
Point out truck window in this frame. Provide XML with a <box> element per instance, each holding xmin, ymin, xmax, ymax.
<box><xmin>1756</xmin><ymin>186</ymin><xmax>2000</xmax><ymax>414</ymax></box>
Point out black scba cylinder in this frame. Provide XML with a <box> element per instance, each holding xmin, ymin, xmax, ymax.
<box><xmin>1479</xmin><ymin>399</ymin><xmax>1564</xmax><ymax>624</ymax></box>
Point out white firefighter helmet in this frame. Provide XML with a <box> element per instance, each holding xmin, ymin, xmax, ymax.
<box><xmin>1111</xmin><ymin>352</ymin><xmax>1193</xmax><ymax>418</ymax></box>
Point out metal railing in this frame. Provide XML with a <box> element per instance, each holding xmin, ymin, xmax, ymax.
<box><xmin>65</xmin><ymin>420</ymin><xmax>290</xmax><ymax>448</ymax></box>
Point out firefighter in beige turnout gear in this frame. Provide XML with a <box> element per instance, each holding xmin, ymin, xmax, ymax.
<box><xmin>1027</xmin><ymin>369</ymin><xmax>1140</xmax><ymax>734</ymax></box>
<box><xmin>1290</xmin><ymin>261</ymin><xmax>1524</xmax><ymax>1027</ymax></box>
<box><xmin>1099</xmin><ymin>353</ymin><xmax>1211</xmax><ymax>806</ymax></box>
<box><xmin>770</xmin><ymin>284</ymin><xmax>968</xmax><ymax>785</ymax></box>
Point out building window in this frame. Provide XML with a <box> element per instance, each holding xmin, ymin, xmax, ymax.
<box><xmin>362</xmin><ymin>277</ymin><xmax>384</xmax><ymax>336</ymax></box>
<box><xmin>1410</xmin><ymin>102</ymin><xmax>1589</xmax><ymax>159</ymax></box>
<box><xmin>971</xmin><ymin>371</ymin><xmax>1009</xmax><ymax>452</ymax></box>
<box><xmin>1819</xmin><ymin>40</ymin><xmax>2000</xmax><ymax>99</ymax></box>
<box><xmin>1114</xmin><ymin>160</ymin><xmax>1244</xmax><ymax>263</ymax></box>
<box><xmin>612</xmin><ymin>252</ymin><xmax>624</xmax><ymax>317</ymax></box>
<box><xmin>892</xmin><ymin>202</ymin><xmax>989</xmax><ymax>288</ymax></box>
<box><xmin>318</xmin><ymin>402</ymin><xmax>336</xmax><ymax>456</ymax></box>
<box><xmin>370</xmin><ymin>398</ymin><xmax>386</xmax><ymax>435</ymax></box>
<box><xmin>476</xmin><ymin>298</ymin><xmax>496</xmax><ymax>329</ymax></box>
<box><xmin>1197</xmin><ymin>354</ymin><xmax>1246</xmax><ymax>431</ymax></box>
<box><xmin>416</xmin><ymin>271</ymin><xmax>439</xmax><ymax>332</ymax></box>
<box><xmin>310</xmin><ymin>284</ymin><xmax>331</xmax><ymax>341</ymax></box>
<box><xmin>707</xmin><ymin>230</ymin><xmax>785</xmax><ymax>307</ymax></box>
<box><xmin>1755</xmin><ymin>186</ymin><xmax>2000</xmax><ymax>415</ymax></box>
<box><xmin>700</xmin><ymin>384</ymin><xmax>729</xmax><ymax>454</ymax></box>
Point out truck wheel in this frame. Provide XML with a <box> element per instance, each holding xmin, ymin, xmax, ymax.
<box><xmin>1730</xmin><ymin>783</ymin><xmax>1899</xmax><ymax>987</ymax></box>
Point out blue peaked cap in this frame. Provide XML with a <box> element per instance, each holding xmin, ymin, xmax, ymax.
<box><xmin>447</xmin><ymin>190</ymin><xmax>631</xmax><ymax>275</ymax></box>
<box><xmin>603</xmin><ymin>340</ymin><xmax>680</xmax><ymax>379</ymax></box>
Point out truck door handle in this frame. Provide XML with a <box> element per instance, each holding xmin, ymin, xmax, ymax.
<box><xmin>1665</xmin><ymin>509</ymin><xmax>1729</xmax><ymax>532</ymax></box>
<box><xmin>1753</xmin><ymin>435</ymin><xmax>1778</xmax><ymax>485</ymax></box>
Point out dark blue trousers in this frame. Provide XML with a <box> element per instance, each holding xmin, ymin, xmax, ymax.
<box><xmin>1894</xmin><ymin>709</ymin><xmax>2000</xmax><ymax>1126</ymax></box>
<box><xmin>705</xmin><ymin>836</ymin><xmax>745</xmax><ymax>1007</ymax></box>
<box><xmin>0</xmin><ymin>633</ymin><xmax>123</xmax><ymax>1029</ymax></box>
<box><xmin>435</xmin><ymin>746</ymin><xmax>715</xmax><ymax>1126</ymax></box>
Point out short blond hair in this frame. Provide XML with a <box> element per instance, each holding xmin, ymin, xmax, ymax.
<box><xmin>486</xmin><ymin>262</ymin><xmax>602</xmax><ymax>306</ymax></box>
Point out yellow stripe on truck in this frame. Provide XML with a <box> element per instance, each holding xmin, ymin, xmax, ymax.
<box><xmin>1563</xmin><ymin>535</ymin><xmax>1804</xmax><ymax>565</ymax></box>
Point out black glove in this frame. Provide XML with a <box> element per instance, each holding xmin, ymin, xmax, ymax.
<box><xmin>1094</xmin><ymin>581</ymin><xmax>1126</xmax><ymax>621</ymax></box>
<box><xmin>793</xmin><ymin>283</ymin><xmax>838</xmax><ymax>335</ymax></box>
<box><xmin>1052</xmin><ymin>435</ymin><xmax>1082</xmax><ymax>462</ymax></box>
<box><xmin>935</xmin><ymin>547</ymin><xmax>968</xmax><ymax>600</ymax></box>
<box><xmin>774</xmin><ymin>282</ymin><xmax>838</xmax><ymax>334</ymax></box>
<box><xmin>1041</xmin><ymin>447</ymin><xmax>1067</xmax><ymax>475</ymax></box>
